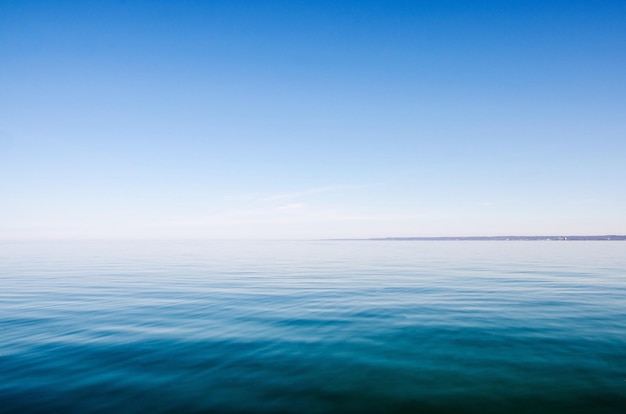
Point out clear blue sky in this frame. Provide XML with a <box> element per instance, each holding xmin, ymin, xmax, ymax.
<box><xmin>1</xmin><ymin>0</ymin><xmax>625</xmax><ymax>239</ymax></box>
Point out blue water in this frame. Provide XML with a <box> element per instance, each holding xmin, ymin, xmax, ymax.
<box><xmin>1</xmin><ymin>241</ymin><xmax>625</xmax><ymax>413</ymax></box>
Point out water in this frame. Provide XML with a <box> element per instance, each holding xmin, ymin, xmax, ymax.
<box><xmin>1</xmin><ymin>240</ymin><xmax>625</xmax><ymax>413</ymax></box>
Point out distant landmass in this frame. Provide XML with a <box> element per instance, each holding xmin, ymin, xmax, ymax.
<box><xmin>364</xmin><ymin>235</ymin><xmax>626</xmax><ymax>241</ymax></box>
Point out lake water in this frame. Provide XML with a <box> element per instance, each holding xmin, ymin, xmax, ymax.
<box><xmin>1</xmin><ymin>240</ymin><xmax>625</xmax><ymax>413</ymax></box>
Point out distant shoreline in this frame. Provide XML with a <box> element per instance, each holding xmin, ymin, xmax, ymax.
<box><xmin>331</xmin><ymin>236</ymin><xmax>626</xmax><ymax>241</ymax></box>
<box><xmin>366</xmin><ymin>235</ymin><xmax>626</xmax><ymax>241</ymax></box>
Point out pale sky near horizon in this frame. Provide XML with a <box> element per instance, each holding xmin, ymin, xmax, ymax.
<box><xmin>1</xmin><ymin>0</ymin><xmax>625</xmax><ymax>240</ymax></box>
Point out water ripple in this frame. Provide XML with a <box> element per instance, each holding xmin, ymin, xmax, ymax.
<box><xmin>1</xmin><ymin>241</ymin><xmax>625</xmax><ymax>413</ymax></box>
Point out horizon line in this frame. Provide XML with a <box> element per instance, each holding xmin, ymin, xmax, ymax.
<box><xmin>1</xmin><ymin>235</ymin><xmax>626</xmax><ymax>242</ymax></box>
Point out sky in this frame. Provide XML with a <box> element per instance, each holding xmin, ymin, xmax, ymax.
<box><xmin>1</xmin><ymin>0</ymin><xmax>625</xmax><ymax>240</ymax></box>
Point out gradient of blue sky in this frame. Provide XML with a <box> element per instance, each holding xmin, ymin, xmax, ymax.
<box><xmin>1</xmin><ymin>0</ymin><xmax>625</xmax><ymax>239</ymax></box>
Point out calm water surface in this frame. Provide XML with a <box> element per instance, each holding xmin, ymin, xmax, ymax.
<box><xmin>1</xmin><ymin>241</ymin><xmax>625</xmax><ymax>413</ymax></box>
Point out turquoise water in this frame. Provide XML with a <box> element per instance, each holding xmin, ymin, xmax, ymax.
<box><xmin>1</xmin><ymin>241</ymin><xmax>625</xmax><ymax>413</ymax></box>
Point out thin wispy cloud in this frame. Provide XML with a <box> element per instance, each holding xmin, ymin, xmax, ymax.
<box><xmin>165</xmin><ymin>207</ymin><xmax>434</xmax><ymax>227</ymax></box>
<box><xmin>260</xmin><ymin>184</ymin><xmax>366</xmax><ymax>202</ymax></box>
<box><xmin>276</xmin><ymin>203</ymin><xmax>305</xmax><ymax>211</ymax></box>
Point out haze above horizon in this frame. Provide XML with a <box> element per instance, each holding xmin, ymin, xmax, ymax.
<box><xmin>2</xmin><ymin>0</ymin><xmax>625</xmax><ymax>240</ymax></box>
